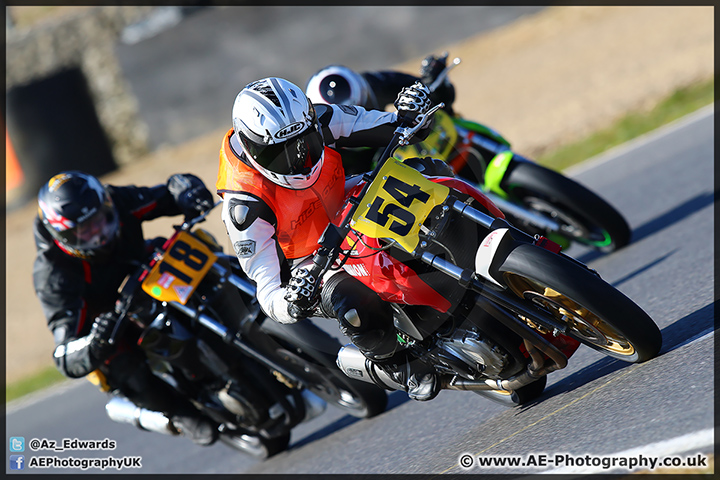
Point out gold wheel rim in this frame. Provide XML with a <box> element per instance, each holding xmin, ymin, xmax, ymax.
<box><xmin>503</xmin><ymin>273</ymin><xmax>635</xmax><ymax>356</ymax></box>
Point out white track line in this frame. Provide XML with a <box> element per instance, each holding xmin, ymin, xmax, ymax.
<box><xmin>543</xmin><ymin>427</ymin><xmax>715</xmax><ymax>474</ymax></box>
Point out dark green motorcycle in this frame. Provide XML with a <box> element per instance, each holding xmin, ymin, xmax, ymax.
<box><xmin>394</xmin><ymin>56</ymin><xmax>631</xmax><ymax>252</ymax></box>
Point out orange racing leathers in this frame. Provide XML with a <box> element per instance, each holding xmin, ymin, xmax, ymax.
<box><xmin>217</xmin><ymin>103</ymin><xmax>408</xmax><ymax>324</ymax></box>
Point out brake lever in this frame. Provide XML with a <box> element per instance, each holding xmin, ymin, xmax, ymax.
<box><xmin>396</xmin><ymin>102</ymin><xmax>445</xmax><ymax>147</ymax></box>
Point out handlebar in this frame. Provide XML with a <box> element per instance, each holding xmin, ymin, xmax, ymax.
<box><xmin>300</xmin><ymin>100</ymin><xmax>446</xmax><ymax>302</ymax></box>
<box><xmin>427</xmin><ymin>57</ymin><xmax>461</xmax><ymax>93</ymax></box>
<box><xmin>107</xmin><ymin>199</ymin><xmax>223</xmax><ymax>344</ymax></box>
<box><xmin>179</xmin><ymin>200</ymin><xmax>222</xmax><ymax>231</ymax></box>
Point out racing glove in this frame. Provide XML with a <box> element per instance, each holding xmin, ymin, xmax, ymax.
<box><xmin>394</xmin><ymin>82</ymin><xmax>434</xmax><ymax>140</ymax></box>
<box><xmin>168</xmin><ymin>173</ymin><xmax>215</xmax><ymax>219</ymax></box>
<box><xmin>284</xmin><ymin>268</ymin><xmax>320</xmax><ymax>320</ymax></box>
<box><xmin>88</xmin><ymin>312</ymin><xmax>118</xmax><ymax>362</ymax></box>
<box><xmin>394</xmin><ymin>82</ymin><xmax>432</xmax><ymax>121</ymax></box>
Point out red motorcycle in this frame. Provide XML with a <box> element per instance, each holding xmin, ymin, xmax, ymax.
<box><xmin>298</xmin><ymin>101</ymin><xmax>661</xmax><ymax>405</ymax></box>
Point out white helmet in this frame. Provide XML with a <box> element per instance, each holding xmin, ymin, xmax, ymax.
<box><xmin>232</xmin><ymin>77</ymin><xmax>325</xmax><ymax>190</ymax></box>
<box><xmin>305</xmin><ymin>65</ymin><xmax>372</xmax><ymax>107</ymax></box>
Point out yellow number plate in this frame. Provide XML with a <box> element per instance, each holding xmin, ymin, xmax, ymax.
<box><xmin>351</xmin><ymin>158</ymin><xmax>449</xmax><ymax>253</ymax></box>
<box><xmin>141</xmin><ymin>231</ymin><xmax>217</xmax><ymax>304</ymax></box>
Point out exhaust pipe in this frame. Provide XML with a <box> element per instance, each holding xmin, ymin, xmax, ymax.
<box><xmin>336</xmin><ymin>344</ymin><xmax>405</xmax><ymax>391</ymax></box>
<box><xmin>105</xmin><ymin>396</ymin><xmax>176</xmax><ymax>436</ymax></box>
<box><xmin>443</xmin><ymin>374</ymin><xmax>544</xmax><ymax>392</ymax></box>
<box><xmin>444</xmin><ymin>341</ymin><xmax>565</xmax><ymax>392</ymax></box>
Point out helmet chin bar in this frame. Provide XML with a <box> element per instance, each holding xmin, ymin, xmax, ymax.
<box><xmin>247</xmin><ymin>150</ymin><xmax>325</xmax><ymax>190</ymax></box>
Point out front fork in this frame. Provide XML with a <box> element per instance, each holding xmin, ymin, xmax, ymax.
<box><xmin>410</xmin><ymin>197</ymin><xmax>573</xmax><ymax>391</ymax></box>
<box><xmin>481</xmin><ymin>150</ymin><xmax>566</xmax><ymax>237</ymax></box>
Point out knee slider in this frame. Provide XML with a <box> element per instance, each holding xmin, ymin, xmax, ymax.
<box><xmin>344</xmin><ymin>309</ymin><xmax>362</xmax><ymax>328</ymax></box>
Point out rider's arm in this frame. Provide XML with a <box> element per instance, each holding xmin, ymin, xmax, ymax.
<box><xmin>220</xmin><ymin>193</ymin><xmax>298</xmax><ymax>325</ymax></box>
<box><xmin>108</xmin><ymin>173</ymin><xmax>212</xmax><ymax>222</ymax></box>
<box><xmin>315</xmin><ymin>103</ymin><xmax>401</xmax><ymax>150</ymax></box>
<box><xmin>33</xmin><ymin>225</ymin><xmax>100</xmax><ymax>378</ymax></box>
<box><xmin>362</xmin><ymin>70</ymin><xmax>421</xmax><ymax>110</ymax></box>
<box><xmin>315</xmin><ymin>101</ymin><xmax>433</xmax><ymax>152</ymax></box>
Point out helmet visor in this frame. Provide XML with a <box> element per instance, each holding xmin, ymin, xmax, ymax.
<box><xmin>56</xmin><ymin>203</ymin><xmax>119</xmax><ymax>253</ymax></box>
<box><xmin>240</xmin><ymin>124</ymin><xmax>324</xmax><ymax>176</ymax></box>
<box><xmin>319</xmin><ymin>75</ymin><xmax>352</xmax><ymax>104</ymax></box>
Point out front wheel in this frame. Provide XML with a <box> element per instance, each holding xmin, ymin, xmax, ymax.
<box><xmin>260</xmin><ymin>318</ymin><xmax>388</xmax><ymax>418</ymax></box>
<box><xmin>493</xmin><ymin>243</ymin><xmax>662</xmax><ymax>362</ymax></box>
<box><xmin>503</xmin><ymin>161</ymin><xmax>631</xmax><ymax>252</ymax></box>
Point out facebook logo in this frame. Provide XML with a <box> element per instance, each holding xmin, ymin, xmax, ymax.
<box><xmin>9</xmin><ymin>437</ymin><xmax>25</xmax><ymax>452</ymax></box>
<box><xmin>9</xmin><ymin>455</ymin><xmax>25</xmax><ymax>470</ymax></box>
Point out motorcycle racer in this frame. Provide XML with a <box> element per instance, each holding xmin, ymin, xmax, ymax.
<box><xmin>305</xmin><ymin>53</ymin><xmax>456</xmax><ymax>174</ymax></box>
<box><xmin>217</xmin><ymin>77</ymin><xmax>448</xmax><ymax>401</ymax></box>
<box><xmin>33</xmin><ymin>171</ymin><xmax>220</xmax><ymax>445</ymax></box>
<box><xmin>305</xmin><ymin>53</ymin><xmax>456</xmax><ymax>114</ymax></box>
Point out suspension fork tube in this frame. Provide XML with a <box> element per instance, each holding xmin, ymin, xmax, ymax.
<box><xmin>482</xmin><ymin>192</ymin><xmax>562</xmax><ymax>232</ymax></box>
<box><xmin>211</xmin><ymin>260</ymin><xmax>257</xmax><ymax>297</ymax></box>
<box><xmin>165</xmin><ymin>301</ymin><xmax>304</xmax><ymax>385</ymax></box>
<box><xmin>417</xmin><ymin>251</ymin><xmax>571</xmax><ymax>341</ymax></box>
<box><xmin>451</xmin><ymin>199</ymin><xmax>539</xmax><ymax>242</ymax></box>
<box><xmin>474</xmin><ymin>296</ymin><xmax>568</xmax><ymax>370</ymax></box>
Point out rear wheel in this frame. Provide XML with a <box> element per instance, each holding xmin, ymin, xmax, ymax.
<box><xmin>503</xmin><ymin>161</ymin><xmax>631</xmax><ymax>252</ymax></box>
<box><xmin>260</xmin><ymin>319</ymin><xmax>388</xmax><ymax>418</ymax></box>
<box><xmin>493</xmin><ymin>243</ymin><xmax>662</xmax><ymax>362</ymax></box>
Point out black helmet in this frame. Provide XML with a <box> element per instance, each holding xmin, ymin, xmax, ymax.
<box><xmin>37</xmin><ymin>171</ymin><xmax>120</xmax><ymax>260</ymax></box>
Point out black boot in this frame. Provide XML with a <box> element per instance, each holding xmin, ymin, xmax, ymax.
<box><xmin>320</xmin><ymin>272</ymin><xmax>440</xmax><ymax>401</ymax></box>
<box><xmin>373</xmin><ymin>351</ymin><xmax>440</xmax><ymax>402</ymax></box>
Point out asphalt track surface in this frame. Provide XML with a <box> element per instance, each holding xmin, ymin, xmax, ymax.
<box><xmin>114</xmin><ymin>6</ymin><xmax>545</xmax><ymax>150</ymax></box>
<box><xmin>6</xmin><ymin>106</ymin><xmax>714</xmax><ymax>475</ymax></box>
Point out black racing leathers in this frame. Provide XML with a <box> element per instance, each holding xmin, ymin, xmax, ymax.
<box><xmin>333</xmin><ymin>71</ymin><xmax>455</xmax><ymax>174</ymax></box>
<box><xmin>33</xmin><ymin>174</ymin><xmax>207</xmax><ymax>379</ymax></box>
<box><xmin>362</xmin><ymin>70</ymin><xmax>455</xmax><ymax>114</ymax></box>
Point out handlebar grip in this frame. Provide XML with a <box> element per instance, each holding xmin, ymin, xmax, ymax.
<box><xmin>307</xmin><ymin>248</ymin><xmax>330</xmax><ymax>287</ymax></box>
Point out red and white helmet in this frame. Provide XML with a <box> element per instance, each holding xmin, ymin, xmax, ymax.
<box><xmin>232</xmin><ymin>77</ymin><xmax>325</xmax><ymax>190</ymax></box>
<box><xmin>305</xmin><ymin>65</ymin><xmax>372</xmax><ymax>107</ymax></box>
<box><xmin>37</xmin><ymin>171</ymin><xmax>120</xmax><ymax>260</ymax></box>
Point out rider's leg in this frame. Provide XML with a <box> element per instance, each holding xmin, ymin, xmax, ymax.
<box><xmin>319</xmin><ymin>271</ymin><xmax>439</xmax><ymax>401</ymax></box>
<box><xmin>104</xmin><ymin>350</ymin><xmax>219</xmax><ymax>445</ymax></box>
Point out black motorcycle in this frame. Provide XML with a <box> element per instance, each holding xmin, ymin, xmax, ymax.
<box><xmin>102</xmin><ymin>206</ymin><xmax>387</xmax><ymax>458</ymax></box>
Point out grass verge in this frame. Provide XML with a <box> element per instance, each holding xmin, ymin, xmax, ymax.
<box><xmin>5</xmin><ymin>77</ymin><xmax>715</xmax><ymax>404</ymax></box>
<box><xmin>6</xmin><ymin>365</ymin><xmax>68</xmax><ymax>403</ymax></box>
<box><xmin>538</xmin><ymin>77</ymin><xmax>715</xmax><ymax>172</ymax></box>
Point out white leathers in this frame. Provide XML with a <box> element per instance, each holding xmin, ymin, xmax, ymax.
<box><xmin>222</xmin><ymin>102</ymin><xmax>400</xmax><ymax>325</ymax></box>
